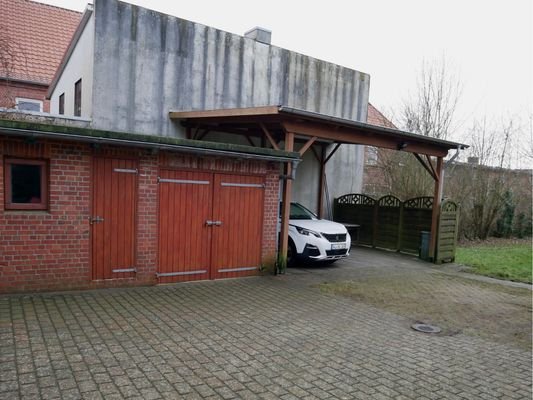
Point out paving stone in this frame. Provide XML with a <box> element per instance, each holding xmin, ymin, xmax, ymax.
<box><xmin>1</xmin><ymin>249</ymin><xmax>531</xmax><ymax>400</ymax></box>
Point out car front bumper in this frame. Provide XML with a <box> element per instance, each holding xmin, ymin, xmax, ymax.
<box><xmin>294</xmin><ymin>234</ymin><xmax>351</xmax><ymax>262</ymax></box>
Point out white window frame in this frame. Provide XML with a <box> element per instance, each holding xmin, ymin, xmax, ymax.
<box><xmin>15</xmin><ymin>97</ymin><xmax>43</xmax><ymax>112</ymax></box>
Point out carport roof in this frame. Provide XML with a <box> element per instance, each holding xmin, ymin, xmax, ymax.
<box><xmin>0</xmin><ymin>117</ymin><xmax>300</xmax><ymax>163</ymax></box>
<box><xmin>170</xmin><ymin>106</ymin><xmax>469</xmax><ymax>157</ymax></box>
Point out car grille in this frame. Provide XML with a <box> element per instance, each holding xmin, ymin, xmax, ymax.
<box><xmin>326</xmin><ymin>249</ymin><xmax>349</xmax><ymax>256</ymax></box>
<box><xmin>322</xmin><ymin>233</ymin><xmax>347</xmax><ymax>243</ymax></box>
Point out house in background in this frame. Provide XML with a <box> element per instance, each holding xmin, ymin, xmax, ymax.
<box><xmin>363</xmin><ymin>103</ymin><xmax>398</xmax><ymax>196</ymax></box>
<box><xmin>0</xmin><ymin>0</ymin><xmax>81</xmax><ymax>112</ymax></box>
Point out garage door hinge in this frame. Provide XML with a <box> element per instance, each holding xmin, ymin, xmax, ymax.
<box><xmin>112</xmin><ymin>268</ymin><xmax>136</xmax><ymax>273</ymax></box>
<box><xmin>113</xmin><ymin>168</ymin><xmax>138</xmax><ymax>174</ymax></box>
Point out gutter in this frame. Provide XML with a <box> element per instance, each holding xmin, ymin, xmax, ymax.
<box><xmin>0</xmin><ymin>126</ymin><xmax>300</xmax><ymax>166</ymax></box>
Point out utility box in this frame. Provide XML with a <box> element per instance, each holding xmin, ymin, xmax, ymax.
<box><xmin>419</xmin><ymin>231</ymin><xmax>431</xmax><ymax>261</ymax></box>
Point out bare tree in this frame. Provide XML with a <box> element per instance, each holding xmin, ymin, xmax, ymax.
<box><xmin>0</xmin><ymin>25</ymin><xmax>27</xmax><ymax>108</ymax></box>
<box><xmin>374</xmin><ymin>58</ymin><xmax>462</xmax><ymax>198</ymax></box>
<box><xmin>445</xmin><ymin>117</ymin><xmax>526</xmax><ymax>239</ymax></box>
<box><xmin>401</xmin><ymin>58</ymin><xmax>462</xmax><ymax>140</ymax></box>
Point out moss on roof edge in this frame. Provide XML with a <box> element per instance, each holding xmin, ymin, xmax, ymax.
<box><xmin>0</xmin><ymin>118</ymin><xmax>300</xmax><ymax>159</ymax></box>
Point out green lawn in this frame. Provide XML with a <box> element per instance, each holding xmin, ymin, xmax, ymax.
<box><xmin>456</xmin><ymin>242</ymin><xmax>532</xmax><ymax>284</ymax></box>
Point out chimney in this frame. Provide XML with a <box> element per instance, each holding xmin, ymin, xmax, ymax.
<box><xmin>467</xmin><ymin>156</ymin><xmax>479</xmax><ymax>165</ymax></box>
<box><xmin>244</xmin><ymin>27</ymin><xmax>272</xmax><ymax>45</ymax></box>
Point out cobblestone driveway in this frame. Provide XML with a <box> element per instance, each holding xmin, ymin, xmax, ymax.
<box><xmin>1</xmin><ymin>249</ymin><xmax>531</xmax><ymax>399</ymax></box>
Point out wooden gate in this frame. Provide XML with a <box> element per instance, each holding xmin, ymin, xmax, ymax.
<box><xmin>158</xmin><ymin>170</ymin><xmax>212</xmax><ymax>283</ymax></box>
<box><xmin>91</xmin><ymin>157</ymin><xmax>137</xmax><ymax>280</ymax></box>
<box><xmin>436</xmin><ymin>200</ymin><xmax>459</xmax><ymax>263</ymax></box>
<box><xmin>211</xmin><ymin>174</ymin><xmax>265</xmax><ymax>279</ymax></box>
<box><xmin>157</xmin><ymin>171</ymin><xmax>265</xmax><ymax>282</ymax></box>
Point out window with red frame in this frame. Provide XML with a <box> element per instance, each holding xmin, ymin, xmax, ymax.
<box><xmin>4</xmin><ymin>158</ymin><xmax>48</xmax><ymax>210</ymax></box>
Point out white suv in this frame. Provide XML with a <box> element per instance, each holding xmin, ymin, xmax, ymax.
<box><xmin>286</xmin><ymin>202</ymin><xmax>351</xmax><ymax>266</ymax></box>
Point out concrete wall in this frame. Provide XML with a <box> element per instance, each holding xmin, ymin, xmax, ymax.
<box><xmin>50</xmin><ymin>13</ymin><xmax>95</xmax><ymax>118</ymax></box>
<box><xmin>91</xmin><ymin>0</ymin><xmax>369</xmax><ymax>137</ymax></box>
<box><xmin>285</xmin><ymin>142</ymin><xmax>364</xmax><ymax>217</ymax></box>
<box><xmin>326</xmin><ymin>144</ymin><xmax>365</xmax><ymax>214</ymax></box>
<box><xmin>88</xmin><ymin>0</ymin><xmax>368</xmax><ymax>213</ymax></box>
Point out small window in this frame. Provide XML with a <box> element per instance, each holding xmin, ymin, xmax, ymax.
<box><xmin>15</xmin><ymin>98</ymin><xmax>43</xmax><ymax>112</ymax></box>
<box><xmin>59</xmin><ymin>93</ymin><xmax>65</xmax><ymax>115</ymax></box>
<box><xmin>4</xmin><ymin>158</ymin><xmax>48</xmax><ymax>210</ymax></box>
<box><xmin>74</xmin><ymin>79</ymin><xmax>82</xmax><ymax>117</ymax></box>
<box><xmin>366</xmin><ymin>146</ymin><xmax>378</xmax><ymax>165</ymax></box>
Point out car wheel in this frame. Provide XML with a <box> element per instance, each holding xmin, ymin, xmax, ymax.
<box><xmin>287</xmin><ymin>240</ymin><xmax>297</xmax><ymax>268</ymax></box>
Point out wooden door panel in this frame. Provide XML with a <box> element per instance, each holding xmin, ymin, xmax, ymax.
<box><xmin>211</xmin><ymin>174</ymin><xmax>264</xmax><ymax>279</ymax></box>
<box><xmin>92</xmin><ymin>158</ymin><xmax>137</xmax><ymax>280</ymax></box>
<box><xmin>158</xmin><ymin>170</ymin><xmax>212</xmax><ymax>283</ymax></box>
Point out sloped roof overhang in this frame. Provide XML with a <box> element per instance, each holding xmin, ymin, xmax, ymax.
<box><xmin>0</xmin><ymin>118</ymin><xmax>300</xmax><ymax>163</ymax></box>
<box><xmin>170</xmin><ymin>106</ymin><xmax>469</xmax><ymax>158</ymax></box>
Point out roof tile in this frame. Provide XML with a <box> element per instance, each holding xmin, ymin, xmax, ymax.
<box><xmin>0</xmin><ymin>0</ymin><xmax>81</xmax><ymax>84</ymax></box>
<box><xmin>367</xmin><ymin>103</ymin><xmax>397</xmax><ymax>129</ymax></box>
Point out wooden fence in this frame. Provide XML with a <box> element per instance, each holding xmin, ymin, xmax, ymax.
<box><xmin>333</xmin><ymin>194</ymin><xmax>459</xmax><ymax>263</ymax></box>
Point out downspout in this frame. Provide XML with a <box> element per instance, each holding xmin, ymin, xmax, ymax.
<box><xmin>445</xmin><ymin>145</ymin><xmax>461</xmax><ymax>167</ymax></box>
<box><xmin>279</xmin><ymin>160</ymin><xmax>299</xmax><ymax>180</ymax></box>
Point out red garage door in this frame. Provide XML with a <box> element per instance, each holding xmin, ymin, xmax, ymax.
<box><xmin>91</xmin><ymin>157</ymin><xmax>137</xmax><ymax>280</ymax></box>
<box><xmin>211</xmin><ymin>174</ymin><xmax>265</xmax><ymax>279</ymax></box>
<box><xmin>157</xmin><ymin>170</ymin><xmax>265</xmax><ymax>282</ymax></box>
<box><xmin>158</xmin><ymin>170</ymin><xmax>212</xmax><ymax>283</ymax></box>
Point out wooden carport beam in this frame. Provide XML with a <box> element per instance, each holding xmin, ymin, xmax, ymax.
<box><xmin>299</xmin><ymin>136</ymin><xmax>317</xmax><ymax>156</ymax></box>
<box><xmin>282</xmin><ymin>120</ymin><xmax>449</xmax><ymax>157</ymax></box>
<box><xmin>279</xmin><ymin>131</ymin><xmax>295</xmax><ymax>271</ymax></box>
<box><xmin>429</xmin><ymin>157</ymin><xmax>444</xmax><ymax>261</ymax></box>
<box><xmin>413</xmin><ymin>152</ymin><xmax>444</xmax><ymax>261</ymax></box>
<box><xmin>259</xmin><ymin>123</ymin><xmax>279</xmax><ymax>150</ymax></box>
<box><xmin>413</xmin><ymin>153</ymin><xmax>438</xmax><ymax>181</ymax></box>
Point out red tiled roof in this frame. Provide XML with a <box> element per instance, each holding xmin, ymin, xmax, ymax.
<box><xmin>0</xmin><ymin>0</ymin><xmax>82</xmax><ymax>84</ymax></box>
<box><xmin>367</xmin><ymin>103</ymin><xmax>397</xmax><ymax>129</ymax></box>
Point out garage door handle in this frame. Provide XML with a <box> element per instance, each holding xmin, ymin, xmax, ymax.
<box><xmin>213</xmin><ymin>221</ymin><xmax>222</xmax><ymax>226</ymax></box>
<box><xmin>90</xmin><ymin>216</ymin><xmax>105</xmax><ymax>224</ymax></box>
<box><xmin>205</xmin><ymin>220</ymin><xmax>214</xmax><ymax>226</ymax></box>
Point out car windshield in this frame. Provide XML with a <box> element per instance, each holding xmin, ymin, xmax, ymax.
<box><xmin>289</xmin><ymin>203</ymin><xmax>317</xmax><ymax>220</ymax></box>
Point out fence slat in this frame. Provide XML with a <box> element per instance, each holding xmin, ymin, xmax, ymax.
<box><xmin>334</xmin><ymin>194</ymin><xmax>459</xmax><ymax>263</ymax></box>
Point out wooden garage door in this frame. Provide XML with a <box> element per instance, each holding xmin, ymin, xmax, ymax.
<box><xmin>91</xmin><ymin>157</ymin><xmax>137</xmax><ymax>280</ymax></box>
<box><xmin>158</xmin><ymin>170</ymin><xmax>212</xmax><ymax>283</ymax></box>
<box><xmin>157</xmin><ymin>171</ymin><xmax>265</xmax><ymax>282</ymax></box>
<box><xmin>211</xmin><ymin>174</ymin><xmax>265</xmax><ymax>279</ymax></box>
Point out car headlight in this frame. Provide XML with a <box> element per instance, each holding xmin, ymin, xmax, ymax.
<box><xmin>295</xmin><ymin>226</ymin><xmax>322</xmax><ymax>238</ymax></box>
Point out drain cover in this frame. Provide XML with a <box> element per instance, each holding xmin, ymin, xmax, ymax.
<box><xmin>411</xmin><ymin>323</ymin><xmax>441</xmax><ymax>333</ymax></box>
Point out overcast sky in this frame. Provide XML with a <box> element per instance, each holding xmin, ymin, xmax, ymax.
<box><xmin>39</xmin><ymin>0</ymin><xmax>532</xmax><ymax>164</ymax></box>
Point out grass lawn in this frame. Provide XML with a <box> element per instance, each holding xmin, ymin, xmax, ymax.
<box><xmin>456</xmin><ymin>240</ymin><xmax>532</xmax><ymax>284</ymax></box>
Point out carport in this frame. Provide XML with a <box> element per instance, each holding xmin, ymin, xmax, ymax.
<box><xmin>170</xmin><ymin>106</ymin><xmax>468</xmax><ymax>264</ymax></box>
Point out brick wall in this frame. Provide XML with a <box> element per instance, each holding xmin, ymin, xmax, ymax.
<box><xmin>0</xmin><ymin>80</ymin><xmax>50</xmax><ymax>112</ymax></box>
<box><xmin>0</xmin><ymin>138</ymin><xmax>91</xmax><ymax>292</ymax></box>
<box><xmin>0</xmin><ymin>137</ymin><xmax>281</xmax><ymax>293</ymax></box>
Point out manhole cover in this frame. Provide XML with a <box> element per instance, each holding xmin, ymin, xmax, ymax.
<box><xmin>411</xmin><ymin>323</ymin><xmax>441</xmax><ymax>333</ymax></box>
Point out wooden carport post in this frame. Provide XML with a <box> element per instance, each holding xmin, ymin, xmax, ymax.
<box><xmin>279</xmin><ymin>131</ymin><xmax>295</xmax><ymax>271</ymax></box>
<box><xmin>429</xmin><ymin>156</ymin><xmax>444</xmax><ymax>261</ymax></box>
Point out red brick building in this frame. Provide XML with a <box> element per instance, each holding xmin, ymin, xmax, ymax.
<box><xmin>0</xmin><ymin>116</ymin><xmax>296</xmax><ymax>293</ymax></box>
<box><xmin>362</xmin><ymin>104</ymin><xmax>397</xmax><ymax>195</ymax></box>
<box><xmin>0</xmin><ymin>1</ymin><xmax>466</xmax><ymax>294</ymax></box>
<box><xmin>0</xmin><ymin>0</ymin><xmax>81</xmax><ymax>112</ymax></box>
